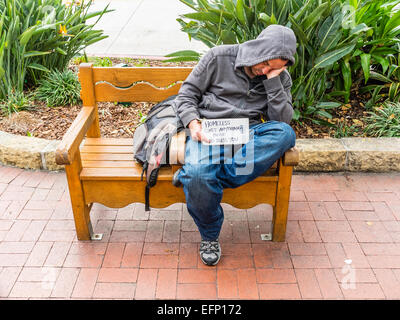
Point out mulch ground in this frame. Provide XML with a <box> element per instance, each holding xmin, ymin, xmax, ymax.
<box><xmin>0</xmin><ymin>57</ymin><xmax>371</xmax><ymax>140</ymax></box>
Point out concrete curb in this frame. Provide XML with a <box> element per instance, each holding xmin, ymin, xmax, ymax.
<box><xmin>1</xmin><ymin>130</ymin><xmax>399</xmax><ymax>172</ymax></box>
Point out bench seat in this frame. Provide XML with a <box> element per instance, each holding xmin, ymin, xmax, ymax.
<box><xmin>79</xmin><ymin>137</ymin><xmax>280</xmax><ymax>210</ymax></box>
<box><xmin>80</xmin><ymin>137</ymin><xmax>278</xmax><ymax>181</ymax></box>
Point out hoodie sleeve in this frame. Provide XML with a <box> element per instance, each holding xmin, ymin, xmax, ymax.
<box><xmin>175</xmin><ymin>50</ymin><xmax>216</xmax><ymax>127</ymax></box>
<box><xmin>263</xmin><ymin>72</ymin><xmax>294</xmax><ymax>124</ymax></box>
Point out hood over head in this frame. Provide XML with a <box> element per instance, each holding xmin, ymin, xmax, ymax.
<box><xmin>235</xmin><ymin>24</ymin><xmax>297</xmax><ymax>70</ymax></box>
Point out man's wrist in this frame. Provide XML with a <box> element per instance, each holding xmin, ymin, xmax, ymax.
<box><xmin>189</xmin><ymin>118</ymin><xmax>202</xmax><ymax>126</ymax></box>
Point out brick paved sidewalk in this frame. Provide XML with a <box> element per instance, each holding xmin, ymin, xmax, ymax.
<box><xmin>1</xmin><ymin>165</ymin><xmax>400</xmax><ymax>300</ymax></box>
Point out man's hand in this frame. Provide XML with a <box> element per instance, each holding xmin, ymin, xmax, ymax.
<box><xmin>188</xmin><ymin>119</ymin><xmax>210</xmax><ymax>143</ymax></box>
<box><xmin>266</xmin><ymin>66</ymin><xmax>287</xmax><ymax>79</ymax></box>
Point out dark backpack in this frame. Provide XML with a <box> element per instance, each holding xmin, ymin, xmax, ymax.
<box><xmin>132</xmin><ymin>95</ymin><xmax>184</xmax><ymax>211</ymax></box>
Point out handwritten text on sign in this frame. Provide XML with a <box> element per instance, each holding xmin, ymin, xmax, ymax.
<box><xmin>201</xmin><ymin>118</ymin><xmax>249</xmax><ymax>145</ymax></box>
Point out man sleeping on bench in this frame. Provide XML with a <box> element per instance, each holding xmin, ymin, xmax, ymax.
<box><xmin>171</xmin><ymin>24</ymin><xmax>298</xmax><ymax>266</ymax></box>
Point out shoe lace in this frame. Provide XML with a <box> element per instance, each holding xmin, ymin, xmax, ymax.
<box><xmin>200</xmin><ymin>240</ymin><xmax>219</xmax><ymax>253</ymax></box>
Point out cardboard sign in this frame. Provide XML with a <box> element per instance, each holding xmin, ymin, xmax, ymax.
<box><xmin>201</xmin><ymin>118</ymin><xmax>249</xmax><ymax>145</ymax></box>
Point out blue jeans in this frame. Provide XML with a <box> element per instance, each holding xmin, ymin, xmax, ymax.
<box><xmin>177</xmin><ymin>120</ymin><xmax>296</xmax><ymax>241</ymax></box>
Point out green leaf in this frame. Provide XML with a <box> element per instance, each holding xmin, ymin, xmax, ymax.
<box><xmin>223</xmin><ymin>0</ymin><xmax>235</xmax><ymax>14</ymax></box>
<box><xmin>389</xmin><ymin>82</ymin><xmax>400</xmax><ymax>100</ymax></box>
<box><xmin>369</xmin><ymin>71</ymin><xmax>391</xmax><ymax>83</ymax></box>
<box><xmin>23</xmin><ymin>51</ymin><xmax>52</xmax><ymax>58</ymax></box>
<box><xmin>341</xmin><ymin>60</ymin><xmax>351</xmax><ymax>102</ymax></box>
<box><xmin>349</xmin><ymin>23</ymin><xmax>371</xmax><ymax>36</ymax></box>
<box><xmin>19</xmin><ymin>25</ymin><xmax>37</xmax><ymax>46</ymax></box>
<box><xmin>360</xmin><ymin>53</ymin><xmax>371</xmax><ymax>83</ymax></box>
<box><xmin>372</xmin><ymin>54</ymin><xmax>389</xmax><ymax>74</ymax></box>
<box><xmin>314</xmin><ymin>44</ymin><xmax>355</xmax><ymax>69</ymax></box>
<box><xmin>383</xmin><ymin>6</ymin><xmax>400</xmax><ymax>36</ymax></box>
<box><xmin>315</xmin><ymin>102</ymin><xmax>341</xmax><ymax>109</ymax></box>
<box><xmin>288</xmin><ymin>14</ymin><xmax>308</xmax><ymax>45</ymax></box>
<box><xmin>302</xmin><ymin>2</ymin><xmax>329</xmax><ymax>30</ymax></box>
<box><xmin>236</xmin><ymin>0</ymin><xmax>247</xmax><ymax>26</ymax></box>
<box><xmin>220</xmin><ymin>30</ymin><xmax>237</xmax><ymax>44</ymax></box>
<box><xmin>163</xmin><ymin>56</ymin><xmax>200</xmax><ymax>63</ymax></box>
<box><xmin>56</xmin><ymin>47</ymin><xmax>67</xmax><ymax>55</ymax></box>
<box><xmin>179</xmin><ymin>0</ymin><xmax>197</xmax><ymax>11</ymax></box>
<box><xmin>183</xmin><ymin>12</ymin><xmax>221</xmax><ymax>24</ymax></box>
<box><xmin>84</xmin><ymin>9</ymin><xmax>115</xmax><ymax>21</ymax></box>
<box><xmin>164</xmin><ymin>50</ymin><xmax>201</xmax><ymax>58</ymax></box>
<box><xmin>259</xmin><ymin>12</ymin><xmax>271</xmax><ymax>24</ymax></box>
<box><xmin>316</xmin><ymin>109</ymin><xmax>333</xmax><ymax>119</ymax></box>
<box><xmin>270</xmin><ymin>12</ymin><xmax>277</xmax><ymax>24</ymax></box>
<box><xmin>292</xmin><ymin>108</ymin><xmax>301</xmax><ymax>121</ymax></box>
<box><xmin>318</xmin><ymin>12</ymin><xmax>342</xmax><ymax>51</ymax></box>
<box><xmin>27</xmin><ymin>63</ymin><xmax>51</xmax><ymax>73</ymax></box>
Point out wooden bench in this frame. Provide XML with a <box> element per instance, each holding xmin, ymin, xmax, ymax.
<box><xmin>55</xmin><ymin>63</ymin><xmax>299</xmax><ymax>241</ymax></box>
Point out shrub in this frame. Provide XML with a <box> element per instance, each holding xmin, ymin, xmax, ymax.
<box><xmin>35</xmin><ymin>68</ymin><xmax>81</xmax><ymax>107</ymax></box>
<box><xmin>175</xmin><ymin>0</ymin><xmax>400</xmax><ymax>125</ymax></box>
<box><xmin>0</xmin><ymin>0</ymin><xmax>111</xmax><ymax>101</ymax></box>
<box><xmin>363</xmin><ymin>101</ymin><xmax>400</xmax><ymax>137</ymax></box>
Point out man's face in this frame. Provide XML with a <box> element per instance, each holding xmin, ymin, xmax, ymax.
<box><xmin>248</xmin><ymin>58</ymin><xmax>288</xmax><ymax>77</ymax></box>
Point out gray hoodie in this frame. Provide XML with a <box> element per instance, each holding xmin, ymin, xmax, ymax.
<box><xmin>175</xmin><ymin>25</ymin><xmax>297</xmax><ymax>127</ymax></box>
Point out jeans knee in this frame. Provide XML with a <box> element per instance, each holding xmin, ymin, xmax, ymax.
<box><xmin>276</xmin><ymin>122</ymin><xmax>296</xmax><ymax>148</ymax></box>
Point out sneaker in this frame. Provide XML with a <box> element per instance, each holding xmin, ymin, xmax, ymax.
<box><xmin>172</xmin><ymin>168</ymin><xmax>182</xmax><ymax>187</ymax></box>
<box><xmin>199</xmin><ymin>239</ymin><xmax>221</xmax><ymax>266</ymax></box>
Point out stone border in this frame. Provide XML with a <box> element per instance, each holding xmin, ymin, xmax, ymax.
<box><xmin>0</xmin><ymin>130</ymin><xmax>400</xmax><ymax>172</ymax></box>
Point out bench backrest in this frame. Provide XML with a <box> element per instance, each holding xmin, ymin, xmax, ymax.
<box><xmin>78</xmin><ymin>63</ymin><xmax>193</xmax><ymax>105</ymax></box>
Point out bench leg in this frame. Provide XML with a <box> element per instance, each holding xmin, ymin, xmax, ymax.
<box><xmin>65</xmin><ymin>151</ymin><xmax>93</xmax><ymax>240</ymax></box>
<box><xmin>272</xmin><ymin>158</ymin><xmax>293</xmax><ymax>242</ymax></box>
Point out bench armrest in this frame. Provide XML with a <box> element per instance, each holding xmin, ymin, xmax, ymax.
<box><xmin>283</xmin><ymin>146</ymin><xmax>299</xmax><ymax>166</ymax></box>
<box><xmin>56</xmin><ymin>106</ymin><xmax>96</xmax><ymax>165</ymax></box>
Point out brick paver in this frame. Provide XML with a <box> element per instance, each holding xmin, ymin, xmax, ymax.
<box><xmin>1</xmin><ymin>165</ymin><xmax>400</xmax><ymax>299</ymax></box>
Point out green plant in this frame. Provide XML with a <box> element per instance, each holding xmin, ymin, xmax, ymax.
<box><xmin>0</xmin><ymin>0</ymin><xmax>112</xmax><ymax>100</ymax></box>
<box><xmin>333</xmin><ymin>122</ymin><xmax>360</xmax><ymax>138</ymax></box>
<box><xmin>164</xmin><ymin>49</ymin><xmax>202</xmax><ymax>62</ymax></box>
<box><xmin>0</xmin><ymin>89</ymin><xmax>33</xmax><ymax>115</ymax></box>
<box><xmin>132</xmin><ymin>59</ymin><xmax>150</xmax><ymax>67</ymax></box>
<box><xmin>330</xmin><ymin>0</ymin><xmax>400</xmax><ymax>109</ymax></box>
<box><xmin>93</xmin><ymin>56</ymin><xmax>112</xmax><ymax>67</ymax></box>
<box><xmin>358</xmin><ymin>43</ymin><xmax>400</xmax><ymax>108</ymax></box>
<box><xmin>175</xmin><ymin>0</ymin><xmax>400</xmax><ymax>125</ymax></box>
<box><xmin>35</xmin><ymin>68</ymin><xmax>81</xmax><ymax>107</ymax></box>
<box><xmin>363</xmin><ymin>101</ymin><xmax>400</xmax><ymax>137</ymax></box>
<box><xmin>71</xmin><ymin>52</ymin><xmax>89</xmax><ymax>65</ymax></box>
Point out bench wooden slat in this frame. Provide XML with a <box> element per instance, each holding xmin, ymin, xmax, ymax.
<box><xmin>81</xmin><ymin>145</ymin><xmax>133</xmax><ymax>153</ymax></box>
<box><xmin>92</xmin><ymin>67</ymin><xmax>192</xmax><ymax>88</ymax></box>
<box><xmin>81</xmin><ymin>153</ymin><xmax>134</xmax><ymax>161</ymax></box>
<box><xmin>82</xmin><ymin>161</ymin><xmax>138</xmax><ymax>168</ymax></box>
<box><xmin>84</xmin><ymin>138</ymin><xmax>133</xmax><ymax>146</ymax></box>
